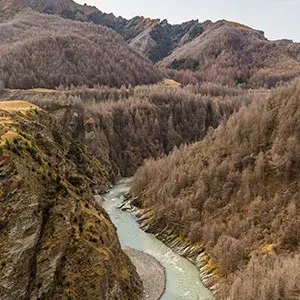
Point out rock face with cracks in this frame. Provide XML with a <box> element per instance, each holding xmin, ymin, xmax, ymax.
<box><xmin>0</xmin><ymin>101</ymin><xmax>143</xmax><ymax>300</ymax></box>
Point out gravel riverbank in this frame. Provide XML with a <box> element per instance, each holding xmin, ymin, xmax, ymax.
<box><xmin>123</xmin><ymin>246</ymin><xmax>166</xmax><ymax>300</ymax></box>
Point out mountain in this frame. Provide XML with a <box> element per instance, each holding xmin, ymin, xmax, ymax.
<box><xmin>159</xmin><ymin>20</ymin><xmax>300</xmax><ymax>87</ymax></box>
<box><xmin>130</xmin><ymin>80</ymin><xmax>300</xmax><ymax>299</ymax></box>
<box><xmin>0</xmin><ymin>0</ymin><xmax>159</xmax><ymax>40</ymax></box>
<box><xmin>0</xmin><ymin>10</ymin><xmax>162</xmax><ymax>89</ymax></box>
<box><xmin>0</xmin><ymin>100</ymin><xmax>142</xmax><ymax>299</ymax></box>
<box><xmin>0</xmin><ymin>0</ymin><xmax>210</xmax><ymax>62</ymax></box>
<box><xmin>3</xmin><ymin>0</ymin><xmax>299</xmax><ymax>88</ymax></box>
<box><xmin>129</xmin><ymin>19</ymin><xmax>210</xmax><ymax>63</ymax></box>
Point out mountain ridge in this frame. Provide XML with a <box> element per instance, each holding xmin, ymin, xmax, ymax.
<box><xmin>2</xmin><ymin>0</ymin><xmax>299</xmax><ymax>88</ymax></box>
<box><xmin>159</xmin><ymin>19</ymin><xmax>300</xmax><ymax>87</ymax></box>
<box><xmin>0</xmin><ymin>0</ymin><xmax>267</xmax><ymax>61</ymax></box>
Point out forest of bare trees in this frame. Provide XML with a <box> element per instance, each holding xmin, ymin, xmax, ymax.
<box><xmin>131</xmin><ymin>80</ymin><xmax>300</xmax><ymax>299</ymax></box>
<box><xmin>0</xmin><ymin>11</ymin><xmax>162</xmax><ymax>89</ymax></box>
<box><xmin>5</xmin><ymin>84</ymin><xmax>254</xmax><ymax>178</ymax></box>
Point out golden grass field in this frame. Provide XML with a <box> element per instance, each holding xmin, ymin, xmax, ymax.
<box><xmin>0</xmin><ymin>100</ymin><xmax>39</xmax><ymax>144</ymax></box>
<box><xmin>0</xmin><ymin>100</ymin><xmax>38</xmax><ymax>112</ymax></box>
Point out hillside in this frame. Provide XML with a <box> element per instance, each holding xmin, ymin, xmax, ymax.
<box><xmin>0</xmin><ymin>100</ymin><xmax>143</xmax><ymax>299</ymax></box>
<box><xmin>1</xmin><ymin>0</ymin><xmax>210</xmax><ymax>63</ymax></box>
<box><xmin>0</xmin><ymin>0</ymin><xmax>160</xmax><ymax>40</ymax></box>
<box><xmin>1</xmin><ymin>83</ymin><xmax>257</xmax><ymax>178</ymax></box>
<box><xmin>159</xmin><ymin>20</ymin><xmax>300</xmax><ymax>87</ymax></box>
<box><xmin>0</xmin><ymin>10</ymin><xmax>162</xmax><ymax>89</ymax></box>
<box><xmin>130</xmin><ymin>80</ymin><xmax>300</xmax><ymax>299</ymax></box>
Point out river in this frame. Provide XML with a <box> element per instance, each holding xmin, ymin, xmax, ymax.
<box><xmin>101</xmin><ymin>179</ymin><xmax>213</xmax><ymax>300</ymax></box>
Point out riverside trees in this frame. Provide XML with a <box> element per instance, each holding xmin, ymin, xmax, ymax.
<box><xmin>131</xmin><ymin>80</ymin><xmax>300</xmax><ymax>299</ymax></box>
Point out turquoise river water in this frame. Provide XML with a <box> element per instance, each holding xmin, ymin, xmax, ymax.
<box><xmin>101</xmin><ymin>179</ymin><xmax>213</xmax><ymax>300</ymax></box>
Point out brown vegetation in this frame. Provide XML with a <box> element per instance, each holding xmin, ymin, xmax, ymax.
<box><xmin>229</xmin><ymin>254</ymin><xmax>300</xmax><ymax>300</ymax></box>
<box><xmin>2</xmin><ymin>0</ymin><xmax>300</xmax><ymax>90</ymax></box>
<box><xmin>5</xmin><ymin>84</ymin><xmax>255</xmax><ymax>178</ymax></box>
<box><xmin>131</xmin><ymin>80</ymin><xmax>300</xmax><ymax>298</ymax></box>
<box><xmin>160</xmin><ymin>21</ymin><xmax>300</xmax><ymax>88</ymax></box>
<box><xmin>0</xmin><ymin>11</ymin><xmax>162</xmax><ymax>89</ymax></box>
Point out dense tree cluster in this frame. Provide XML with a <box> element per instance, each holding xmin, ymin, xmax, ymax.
<box><xmin>0</xmin><ymin>11</ymin><xmax>162</xmax><ymax>89</ymax></box>
<box><xmin>11</xmin><ymin>84</ymin><xmax>253</xmax><ymax>177</ymax></box>
<box><xmin>229</xmin><ymin>254</ymin><xmax>300</xmax><ymax>300</ymax></box>
<box><xmin>131</xmin><ymin>80</ymin><xmax>300</xmax><ymax>298</ymax></box>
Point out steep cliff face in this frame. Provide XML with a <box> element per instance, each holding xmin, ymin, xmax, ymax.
<box><xmin>0</xmin><ymin>101</ymin><xmax>143</xmax><ymax>300</ymax></box>
<box><xmin>130</xmin><ymin>19</ymin><xmax>208</xmax><ymax>63</ymax></box>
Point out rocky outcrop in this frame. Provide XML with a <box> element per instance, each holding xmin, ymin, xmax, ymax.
<box><xmin>0</xmin><ymin>101</ymin><xmax>143</xmax><ymax>300</ymax></box>
<box><xmin>130</xmin><ymin>19</ymin><xmax>207</xmax><ymax>62</ymax></box>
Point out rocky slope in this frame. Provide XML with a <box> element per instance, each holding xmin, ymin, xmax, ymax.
<box><xmin>0</xmin><ymin>100</ymin><xmax>143</xmax><ymax>300</ymax></box>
